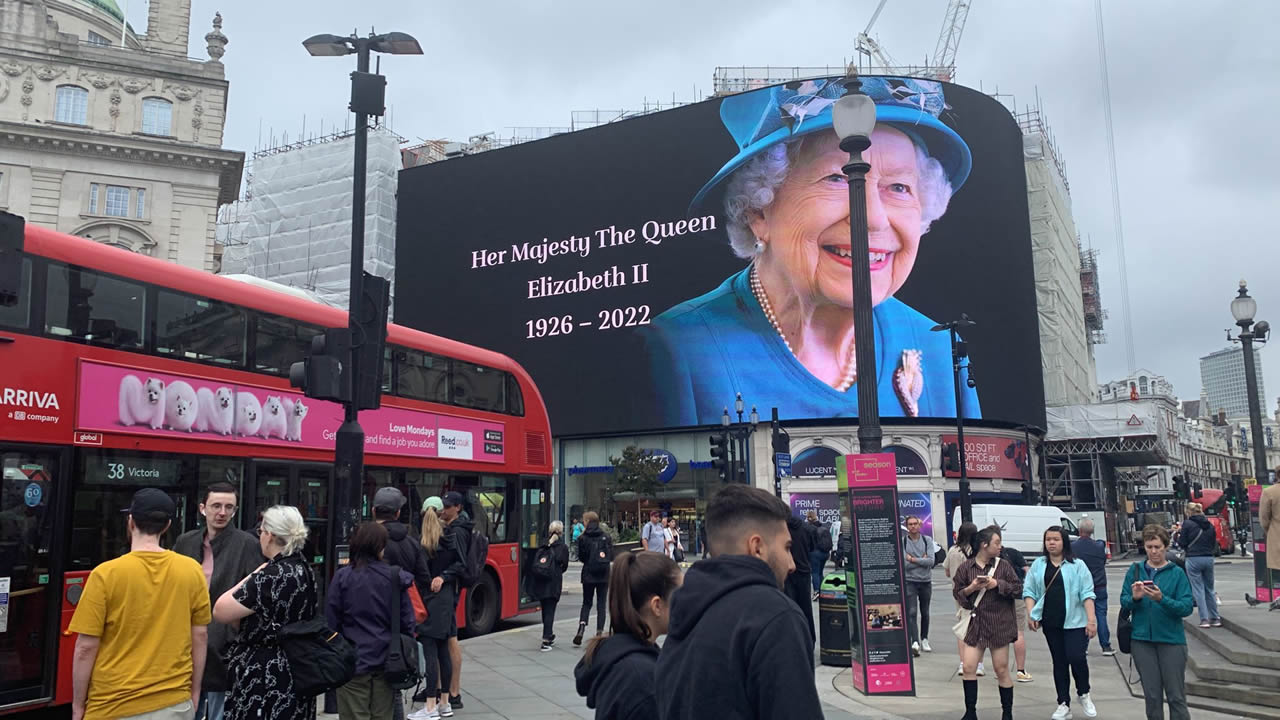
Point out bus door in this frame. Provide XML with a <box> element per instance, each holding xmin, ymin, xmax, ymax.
<box><xmin>248</xmin><ymin>462</ymin><xmax>332</xmax><ymax>596</ymax></box>
<box><xmin>0</xmin><ymin>447</ymin><xmax>64</xmax><ymax>711</ymax></box>
<box><xmin>518</xmin><ymin>476</ymin><xmax>550</xmax><ymax>606</ymax></box>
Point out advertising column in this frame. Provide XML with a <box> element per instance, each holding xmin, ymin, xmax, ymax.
<box><xmin>838</xmin><ymin>453</ymin><xmax>915</xmax><ymax>696</ymax></box>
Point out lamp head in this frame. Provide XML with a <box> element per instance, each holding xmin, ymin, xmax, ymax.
<box><xmin>1232</xmin><ymin>280</ymin><xmax>1256</xmax><ymax>327</ymax></box>
<box><xmin>735</xmin><ymin>393</ymin><xmax>744</xmax><ymax>414</ymax></box>
<box><xmin>302</xmin><ymin>33</ymin><xmax>353</xmax><ymax>57</ymax></box>
<box><xmin>370</xmin><ymin>31</ymin><xmax>423</xmax><ymax>55</ymax></box>
<box><xmin>721</xmin><ymin>408</ymin><xmax>730</xmax><ymax>427</ymax></box>
<box><xmin>1255</xmin><ymin>320</ymin><xmax>1270</xmax><ymax>341</ymax></box>
<box><xmin>832</xmin><ymin>93</ymin><xmax>877</xmax><ymax>141</ymax></box>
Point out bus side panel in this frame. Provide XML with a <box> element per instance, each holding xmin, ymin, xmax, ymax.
<box><xmin>489</xmin><ymin>544</ymin><xmax>521</xmax><ymax>620</ymax></box>
<box><xmin>55</xmin><ymin>572</ymin><xmax>92</xmax><ymax>707</ymax></box>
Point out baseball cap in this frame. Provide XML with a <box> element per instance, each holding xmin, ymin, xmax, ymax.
<box><xmin>122</xmin><ymin>488</ymin><xmax>175</xmax><ymax>522</ymax></box>
<box><xmin>373</xmin><ymin>487</ymin><xmax>406</xmax><ymax>513</ymax></box>
<box><xmin>422</xmin><ymin>496</ymin><xmax>444</xmax><ymax>513</ymax></box>
<box><xmin>441</xmin><ymin>491</ymin><xmax>465</xmax><ymax>509</ymax></box>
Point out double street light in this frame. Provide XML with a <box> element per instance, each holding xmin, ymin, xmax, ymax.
<box><xmin>1229</xmin><ymin>280</ymin><xmax>1270</xmax><ymax>517</ymax></box>
<box><xmin>711</xmin><ymin>393</ymin><xmax>758</xmax><ymax>484</ymax></box>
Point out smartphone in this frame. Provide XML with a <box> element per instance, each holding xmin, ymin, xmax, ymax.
<box><xmin>1142</xmin><ymin>580</ymin><xmax>1155</xmax><ymax>586</ymax></box>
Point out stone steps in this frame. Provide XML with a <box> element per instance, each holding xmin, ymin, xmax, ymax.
<box><xmin>1223</xmin><ymin>614</ymin><xmax>1280</xmax><ymax>653</ymax></box>
<box><xmin>1186</xmin><ymin>692</ymin><xmax>1280</xmax><ymax>720</ymax></box>
<box><xmin>1186</xmin><ymin>632</ymin><xmax>1280</xmax><ymax>690</ymax></box>
<box><xmin>1185</xmin><ymin>620</ymin><xmax>1280</xmax><ymax>670</ymax></box>
<box><xmin>1185</xmin><ymin>677</ymin><xmax>1280</xmax><ymax>714</ymax></box>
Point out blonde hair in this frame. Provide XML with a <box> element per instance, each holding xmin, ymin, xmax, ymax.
<box><xmin>261</xmin><ymin>505</ymin><xmax>309</xmax><ymax>555</ymax></box>
<box><xmin>420</xmin><ymin>506</ymin><xmax>443</xmax><ymax>557</ymax></box>
<box><xmin>550</xmin><ymin>520</ymin><xmax>565</xmax><ymax>536</ymax></box>
<box><xmin>1187</xmin><ymin>503</ymin><xmax>1203</xmax><ymax>515</ymax></box>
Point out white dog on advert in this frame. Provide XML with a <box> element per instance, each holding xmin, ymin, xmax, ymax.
<box><xmin>118</xmin><ymin>375</ymin><xmax>166</xmax><ymax>429</ymax></box>
<box><xmin>195</xmin><ymin>386</ymin><xmax>235</xmax><ymax>435</ymax></box>
<box><xmin>259</xmin><ymin>396</ymin><xmax>288</xmax><ymax>439</ymax></box>
<box><xmin>164</xmin><ymin>381</ymin><xmax>198</xmax><ymax>432</ymax></box>
<box><xmin>283</xmin><ymin>398</ymin><xmax>308</xmax><ymax>442</ymax></box>
<box><xmin>235</xmin><ymin>392</ymin><xmax>263</xmax><ymax>437</ymax></box>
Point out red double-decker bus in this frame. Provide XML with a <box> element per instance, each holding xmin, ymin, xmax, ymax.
<box><xmin>0</xmin><ymin>221</ymin><xmax>553</xmax><ymax>715</ymax></box>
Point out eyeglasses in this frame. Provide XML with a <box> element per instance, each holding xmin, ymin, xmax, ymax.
<box><xmin>207</xmin><ymin>503</ymin><xmax>237</xmax><ymax>514</ymax></box>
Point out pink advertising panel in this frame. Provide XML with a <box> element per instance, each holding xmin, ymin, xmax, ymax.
<box><xmin>76</xmin><ymin>360</ymin><xmax>506</xmax><ymax>463</ymax></box>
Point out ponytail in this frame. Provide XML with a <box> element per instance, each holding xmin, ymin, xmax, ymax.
<box><xmin>582</xmin><ymin>551</ymin><xmax>681</xmax><ymax>665</ymax></box>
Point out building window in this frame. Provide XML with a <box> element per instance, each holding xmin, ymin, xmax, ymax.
<box><xmin>86</xmin><ymin>31</ymin><xmax>111</xmax><ymax>46</ymax></box>
<box><xmin>141</xmin><ymin>97</ymin><xmax>172</xmax><ymax>136</ymax></box>
<box><xmin>104</xmin><ymin>186</ymin><xmax>130</xmax><ymax>217</ymax></box>
<box><xmin>135</xmin><ymin>188</ymin><xmax>146</xmax><ymax>218</ymax></box>
<box><xmin>88</xmin><ymin>183</ymin><xmax>99</xmax><ymax>214</ymax></box>
<box><xmin>55</xmin><ymin>85</ymin><xmax>89</xmax><ymax>125</ymax></box>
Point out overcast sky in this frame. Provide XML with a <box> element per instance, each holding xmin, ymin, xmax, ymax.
<box><xmin>134</xmin><ymin>0</ymin><xmax>1280</xmax><ymax>410</ymax></box>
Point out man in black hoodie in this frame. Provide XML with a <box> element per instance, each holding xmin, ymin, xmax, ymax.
<box><xmin>786</xmin><ymin>513</ymin><xmax>817</xmax><ymax>642</ymax></box>
<box><xmin>372</xmin><ymin>486</ymin><xmax>431</xmax><ymax>720</ymax></box>
<box><xmin>655</xmin><ymin>484</ymin><xmax>824</xmax><ymax>720</ymax></box>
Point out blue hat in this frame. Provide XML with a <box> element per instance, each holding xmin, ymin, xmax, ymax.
<box><xmin>692</xmin><ymin>76</ymin><xmax>972</xmax><ymax>211</ymax></box>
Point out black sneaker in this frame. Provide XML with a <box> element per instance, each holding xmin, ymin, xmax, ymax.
<box><xmin>540</xmin><ymin>640</ymin><xmax>552</xmax><ymax>652</ymax></box>
<box><xmin>449</xmin><ymin>695</ymin><xmax>463</xmax><ymax>709</ymax></box>
<box><xmin>573</xmin><ymin>622</ymin><xmax>587</xmax><ymax>646</ymax></box>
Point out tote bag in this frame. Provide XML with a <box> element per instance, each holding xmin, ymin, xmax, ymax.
<box><xmin>952</xmin><ymin>557</ymin><xmax>1000</xmax><ymax>641</ymax></box>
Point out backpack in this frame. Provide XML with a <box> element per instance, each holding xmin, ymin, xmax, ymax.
<box><xmin>530</xmin><ymin>544</ymin><xmax>558</xmax><ymax>579</ymax></box>
<box><xmin>815</xmin><ymin>523</ymin><xmax>833</xmax><ymax>552</ymax></box>
<box><xmin>460</xmin><ymin>527</ymin><xmax>489</xmax><ymax>587</ymax></box>
<box><xmin>584</xmin><ymin>535</ymin><xmax>611</xmax><ymax>575</ymax></box>
<box><xmin>383</xmin><ymin>570</ymin><xmax>421</xmax><ymax>691</ymax></box>
<box><xmin>277</xmin><ymin>557</ymin><xmax>357</xmax><ymax>697</ymax></box>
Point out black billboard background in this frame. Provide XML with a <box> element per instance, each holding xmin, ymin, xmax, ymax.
<box><xmin>396</xmin><ymin>78</ymin><xmax>1045</xmax><ymax>437</ymax></box>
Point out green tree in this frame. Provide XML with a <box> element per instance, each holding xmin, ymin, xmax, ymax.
<box><xmin>610</xmin><ymin>446</ymin><xmax>667</xmax><ymax>526</ymax></box>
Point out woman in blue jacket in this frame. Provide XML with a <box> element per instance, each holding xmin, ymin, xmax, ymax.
<box><xmin>1023</xmin><ymin>526</ymin><xmax>1098</xmax><ymax>720</ymax></box>
<box><xmin>1122</xmin><ymin>524</ymin><xmax>1195</xmax><ymax>720</ymax></box>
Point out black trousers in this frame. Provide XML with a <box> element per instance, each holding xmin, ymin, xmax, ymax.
<box><xmin>905</xmin><ymin>580</ymin><xmax>932</xmax><ymax>644</ymax></box>
<box><xmin>784</xmin><ymin>572</ymin><xmax>815</xmax><ymax>643</ymax></box>
<box><xmin>580</xmin><ymin>582</ymin><xmax>608</xmax><ymax>632</ymax></box>
<box><xmin>541</xmin><ymin>598</ymin><xmax>558</xmax><ymax>641</ymax></box>
<box><xmin>1043</xmin><ymin>624</ymin><xmax>1090</xmax><ymax>705</ymax></box>
<box><xmin>421</xmin><ymin>635</ymin><xmax>452</xmax><ymax>698</ymax></box>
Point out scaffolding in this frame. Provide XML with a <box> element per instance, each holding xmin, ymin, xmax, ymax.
<box><xmin>1080</xmin><ymin>244</ymin><xmax>1106</xmax><ymax>345</ymax></box>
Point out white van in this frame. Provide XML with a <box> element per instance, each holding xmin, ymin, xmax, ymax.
<box><xmin>950</xmin><ymin>505</ymin><xmax>1079</xmax><ymax>556</ymax></box>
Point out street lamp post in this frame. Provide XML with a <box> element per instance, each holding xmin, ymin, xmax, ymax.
<box><xmin>933</xmin><ymin>315</ymin><xmax>977</xmax><ymax>521</ymax></box>
<box><xmin>1230</xmin><ymin>280</ymin><xmax>1270</xmax><ymax>519</ymax></box>
<box><xmin>301</xmin><ymin>29</ymin><xmax>421</xmax><ymax>555</ymax></box>
<box><xmin>722</xmin><ymin>396</ymin><xmax>759</xmax><ymax>483</ymax></box>
<box><xmin>832</xmin><ymin>74</ymin><xmax>882</xmax><ymax>456</ymax></box>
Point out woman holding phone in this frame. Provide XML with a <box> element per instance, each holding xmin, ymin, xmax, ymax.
<box><xmin>952</xmin><ymin>525</ymin><xmax>1023</xmax><ymax>720</ymax></box>
<box><xmin>1023</xmin><ymin>527</ymin><xmax>1099</xmax><ymax>719</ymax></box>
<box><xmin>1121</xmin><ymin>524</ymin><xmax>1194</xmax><ymax>720</ymax></box>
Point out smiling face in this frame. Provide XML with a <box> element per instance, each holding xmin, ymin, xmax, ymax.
<box><xmin>749</xmin><ymin>127</ymin><xmax>924</xmax><ymax>309</ymax></box>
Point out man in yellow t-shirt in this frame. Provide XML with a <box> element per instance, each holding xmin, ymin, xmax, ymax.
<box><xmin>68</xmin><ymin>488</ymin><xmax>211</xmax><ymax>720</ymax></box>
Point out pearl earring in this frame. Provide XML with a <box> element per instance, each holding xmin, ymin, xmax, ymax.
<box><xmin>753</xmin><ymin>239</ymin><xmax>765</xmax><ymax>254</ymax></box>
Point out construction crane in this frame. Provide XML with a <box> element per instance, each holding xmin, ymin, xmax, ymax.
<box><xmin>854</xmin><ymin>0</ymin><xmax>973</xmax><ymax>82</ymax></box>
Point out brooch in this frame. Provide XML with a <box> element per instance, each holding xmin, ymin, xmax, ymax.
<box><xmin>893</xmin><ymin>349</ymin><xmax>924</xmax><ymax>417</ymax></box>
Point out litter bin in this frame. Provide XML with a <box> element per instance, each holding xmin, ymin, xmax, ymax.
<box><xmin>818</xmin><ymin>574</ymin><xmax>850</xmax><ymax>667</ymax></box>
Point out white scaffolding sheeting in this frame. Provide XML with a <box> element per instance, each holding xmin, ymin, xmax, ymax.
<box><xmin>1025</xmin><ymin>129</ymin><xmax>1095</xmax><ymax>407</ymax></box>
<box><xmin>219</xmin><ymin>128</ymin><xmax>400</xmax><ymax>310</ymax></box>
<box><xmin>1047</xmin><ymin>402</ymin><xmax>1168</xmax><ymax>442</ymax></box>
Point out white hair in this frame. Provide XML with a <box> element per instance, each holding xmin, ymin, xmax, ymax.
<box><xmin>261</xmin><ymin>505</ymin><xmax>309</xmax><ymax>556</ymax></box>
<box><xmin>549</xmin><ymin>520</ymin><xmax>565</xmax><ymax>536</ymax></box>
<box><xmin>1078</xmin><ymin>518</ymin><xmax>1095</xmax><ymax>535</ymax></box>
<box><xmin>723</xmin><ymin>133</ymin><xmax>954</xmax><ymax>259</ymax></box>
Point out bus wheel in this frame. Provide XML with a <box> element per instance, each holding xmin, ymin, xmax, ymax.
<box><xmin>463</xmin><ymin>571</ymin><xmax>500</xmax><ymax>637</ymax></box>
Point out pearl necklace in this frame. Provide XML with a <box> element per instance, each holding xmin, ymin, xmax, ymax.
<box><xmin>749</xmin><ymin>264</ymin><xmax>858</xmax><ymax>391</ymax></box>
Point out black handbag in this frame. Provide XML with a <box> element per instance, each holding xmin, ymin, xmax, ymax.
<box><xmin>279</xmin><ymin>618</ymin><xmax>357</xmax><ymax>697</ymax></box>
<box><xmin>384</xmin><ymin>570</ymin><xmax>421</xmax><ymax>691</ymax></box>
<box><xmin>1117</xmin><ymin>561</ymin><xmax>1141</xmax><ymax>654</ymax></box>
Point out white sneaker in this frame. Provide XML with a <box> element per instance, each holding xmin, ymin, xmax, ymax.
<box><xmin>408</xmin><ymin>709</ymin><xmax>439</xmax><ymax>720</ymax></box>
<box><xmin>958</xmin><ymin>662</ymin><xmax>966</xmax><ymax>675</ymax></box>
<box><xmin>921</xmin><ymin>639</ymin><xmax>933</xmax><ymax>652</ymax></box>
<box><xmin>437</xmin><ymin>701</ymin><xmax>454</xmax><ymax>718</ymax></box>
<box><xmin>1051</xmin><ymin>703</ymin><xmax>1073</xmax><ymax>720</ymax></box>
<box><xmin>1080</xmin><ymin>693</ymin><xmax>1097</xmax><ymax>718</ymax></box>
<box><xmin>976</xmin><ymin>662</ymin><xmax>985</xmax><ymax>676</ymax></box>
<box><xmin>911</xmin><ymin>641</ymin><xmax>921</xmax><ymax>657</ymax></box>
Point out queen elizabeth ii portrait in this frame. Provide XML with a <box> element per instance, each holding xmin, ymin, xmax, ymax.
<box><xmin>641</xmin><ymin>77</ymin><xmax>981</xmax><ymax>427</ymax></box>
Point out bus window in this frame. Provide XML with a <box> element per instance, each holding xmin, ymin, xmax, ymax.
<box><xmin>45</xmin><ymin>263</ymin><xmax>145</xmax><ymax>349</ymax></box>
<box><xmin>155</xmin><ymin>290</ymin><xmax>246</xmax><ymax>367</ymax></box>
<box><xmin>254</xmin><ymin>314</ymin><xmax>322</xmax><ymax>375</ymax></box>
<box><xmin>72</xmin><ymin>451</ymin><xmax>192</xmax><ymax>569</ymax></box>
<box><xmin>0</xmin><ymin>255</ymin><xmax>32</xmax><ymax>331</ymax></box>
<box><xmin>402</xmin><ymin>471</ymin><xmax>447</xmax><ymax>530</ymax></box>
<box><xmin>394</xmin><ymin>348</ymin><xmax>449</xmax><ymax>404</ymax></box>
<box><xmin>452</xmin><ymin>362</ymin><xmax>505</xmax><ymax>413</ymax></box>
<box><xmin>505</xmin><ymin>373</ymin><xmax>524</xmax><ymax>416</ymax></box>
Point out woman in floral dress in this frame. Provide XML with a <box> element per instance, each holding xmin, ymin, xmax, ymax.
<box><xmin>214</xmin><ymin>505</ymin><xmax>318</xmax><ymax>720</ymax></box>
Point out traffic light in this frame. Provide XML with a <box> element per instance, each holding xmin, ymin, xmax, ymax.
<box><xmin>942</xmin><ymin>442</ymin><xmax>961</xmax><ymax>474</ymax></box>
<box><xmin>1192</xmin><ymin>482</ymin><xmax>1204</xmax><ymax>500</ymax></box>
<box><xmin>289</xmin><ymin>328</ymin><xmax>351</xmax><ymax>403</ymax></box>
<box><xmin>1021</xmin><ymin>480</ymin><xmax>1037</xmax><ymax>505</ymax></box>
<box><xmin>709</xmin><ymin>432</ymin><xmax>729</xmax><ymax>481</ymax></box>
<box><xmin>772</xmin><ymin>422</ymin><xmax>790</xmax><ymax>455</ymax></box>
<box><xmin>352</xmin><ymin>273</ymin><xmax>390</xmax><ymax>411</ymax></box>
<box><xmin>1172</xmin><ymin>475</ymin><xmax>1187</xmax><ymax>501</ymax></box>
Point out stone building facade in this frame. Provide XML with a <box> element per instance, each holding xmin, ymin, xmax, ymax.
<box><xmin>0</xmin><ymin>0</ymin><xmax>243</xmax><ymax>271</ymax></box>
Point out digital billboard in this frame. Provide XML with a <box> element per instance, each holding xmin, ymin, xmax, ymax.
<box><xmin>397</xmin><ymin>76</ymin><xmax>1044</xmax><ymax>437</ymax></box>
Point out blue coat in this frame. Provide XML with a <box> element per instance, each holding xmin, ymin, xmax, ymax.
<box><xmin>1023</xmin><ymin>556</ymin><xmax>1097</xmax><ymax>629</ymax></box>
<box><xmin>640</xmin><ymin>268</ymin><xmax>981</xmax><ymax>426</ymax></box>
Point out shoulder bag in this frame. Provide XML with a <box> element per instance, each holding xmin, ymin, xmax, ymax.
<box><xmin>279</xmin><ymin>563</ymin><xmax>357</xmax><ymax>697</ymax></box>
<box><xmin>384</xmin><ymin>569</ymin><xmax>422</xmax><ymax>691</ymax></box>
<box><xmin>952</xmin><ymin>557</ymin><xmax>1000</xmax><ymax>641</ymax></box>
<box><xmin>1117</xmin><ymin>561</ymin><xmax>1142</xmax><ymax>654</ymax></box>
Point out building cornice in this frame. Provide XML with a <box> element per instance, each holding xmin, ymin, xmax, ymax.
<box><xmin>0</xmin><ymin>35</ymin><xmax>227</xmax><ymax>85</ymax></box>
<box><xmin>0</xmin><ymin>119</ymin><xmax>243</xmax><ymax>204</ymax></box>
